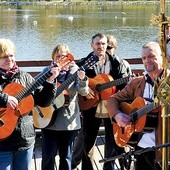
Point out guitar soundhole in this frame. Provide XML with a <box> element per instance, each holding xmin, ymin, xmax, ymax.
<box><xmin>0</xmin><ymin>119</ymin><xmax>4</xmax><ymax>126</ymax></box>
<box><xmin>121</xmin><ymin>127</ymin><xmax>125</xmax><ymax>134</ymax></box>
<box><xmin>127</xmin><ymin>132</ymin><xmax>141</xmax><ymax>146</ymax></box>
<box><xmin>83</xmin><ymin>96</ymin><xmax>87</xmax><ymax>101</ymax></box>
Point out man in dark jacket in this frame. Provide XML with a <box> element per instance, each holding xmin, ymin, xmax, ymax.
<box><xmin>78</xmin><ymin>33</ymin><xmax>131</xmax><ymax>170</ymax></box>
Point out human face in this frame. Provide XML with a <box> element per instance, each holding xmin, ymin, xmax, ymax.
<box><xmin>165</xmin><ymin>25</ymin><xmax>170</xmax><ymax>37</ymax></box>
<box><xmin>53</xmin><ymin>49</ymin><xmax>69</xmax><ymax>70</ymax></box>
<box><xmin>106</xmin><ymin>45</ymin><xmax>116</xmax><ymax>56</ymax></box>
<box><xmin>141</xmin><ymin>47</ymin><xmax>163</xmax><ymax>73</ymax></box>
<box><xmin>54</xmin><ymin>50</ymin><xmax>68</xmax><ymax>62</ymax></box>
<box><xmin>91</xmin><ymin>36</ymin><xmax>107</xmax><ymax>57</ymax></box>
<box><xmin>0</xmin><ymin>50</ymin><xmax>15</xmax><ymax>71</ymax></box>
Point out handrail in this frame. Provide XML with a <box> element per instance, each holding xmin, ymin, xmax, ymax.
<box><xmin>16</xmin><ymin>58</ymin><xmax>144</xmax><ymax>77</ymax></box>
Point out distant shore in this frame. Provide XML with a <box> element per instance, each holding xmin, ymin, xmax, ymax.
<box><xmin>0</xmin><ymin>1</ymin><xmax>166</xmax><ymax>6</ymax></box>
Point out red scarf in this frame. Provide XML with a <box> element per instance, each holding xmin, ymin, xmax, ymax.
<box><xmin>0</xmin><ymin>62</ymin><xmax>19</xmax><ymax>79</ymax></box>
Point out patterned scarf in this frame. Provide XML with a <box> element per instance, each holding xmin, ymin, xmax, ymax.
<box><xmin>0</xmin><ymin>62</ymin><xmax>19</xmax><ymax>79</ymax></box>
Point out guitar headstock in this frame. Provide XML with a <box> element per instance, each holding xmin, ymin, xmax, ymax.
<box><xmin>55</xmin><ymin>53</ymin><xmax>74</xmax><ymax>69</ymax></box>
<box><xmin>81</xmin><ymin>55</ymin><xmax>99</xmax><ymax>70</ymax></box>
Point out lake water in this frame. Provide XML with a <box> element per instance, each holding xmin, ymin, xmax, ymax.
<box><xmin>0</xmin><ymin>2</ymin><xmax>170</xmax><ymax>61</ymax></box>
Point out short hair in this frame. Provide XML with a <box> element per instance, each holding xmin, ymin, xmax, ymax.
<box><xmin>51</xmin><ymin>44</ymin><xmax>70</xmax><ymax>60</ymax></box>
<box><xmin>106</xmin><ymin>35</ymin><xmax>118</xmax><ymax>49</ymax></box>
<box><xmin>0</xmin><ymin>38</ymin><xmax>16</xmax><ymax>56</ymax></box>
<box><xmin>91</xmin><ymin>33</ymin><xmax>106</xmax><ymax>43</ymax></box>
<box><xmin>142</xmin><ymin>41</ymin><xmax>161</xmax><ymax>56</ymax></box>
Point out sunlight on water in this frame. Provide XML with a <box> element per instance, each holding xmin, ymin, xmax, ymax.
<box><xmin>0</xmin><ymin>3</ymin><xmax>163</xmax><ymax>63</ymax></box>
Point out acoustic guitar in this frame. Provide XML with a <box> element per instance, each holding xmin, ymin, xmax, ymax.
<box><xmin>78</xmin><ymin>74</ymin><xmax>131</xmax><ymax>110</ymax></box>
<box><xmin>33</xmin><ymin>54</ymin><xmax>99</xmax><ymax>128</ymax></box>
<box><xmin>0</xmin><ymin>54</ymin><xmax>74</xmax><ymax>140</ymax></box>
<box><xmin>113</xmin><ymin>97</ymin><xmax>160</xmax><ymax>147</ymax></box>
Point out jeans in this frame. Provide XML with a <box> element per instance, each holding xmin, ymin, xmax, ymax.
<box><xmin>41</xmin><ymin>129</ymin><xmax>78</xmax><ymax>170</ymax></box>
<box><xmin>0</xmin><ymin>145</ymin><xmax>34</xmax><ymax>170</ymax></box>
<box><xmin>72</xmin><ymin>128</ymin><xmax>83</xmax><ymax>168</ymax></box>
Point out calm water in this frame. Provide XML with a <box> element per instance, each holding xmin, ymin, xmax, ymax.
<box><xmin>0</xmin><ymin>3</ymin><xmax>169</xmax><ymax>62</ymax></box>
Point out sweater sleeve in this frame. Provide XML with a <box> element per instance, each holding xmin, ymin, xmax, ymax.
<box><xmin>33</xmin><ymin>81</ymin><xmax>56</xmax><ymax>107</ymax></box>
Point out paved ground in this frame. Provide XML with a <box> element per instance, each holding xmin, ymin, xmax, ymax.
<box><xmin>31</xmin><ymin>135</ymin><xmax>106</xmax><ymax>170</ymax></box>
<box><xmin>30</xmin><ymin>133</ymin><xmax>130</xmax><ymax>170</ymax></box>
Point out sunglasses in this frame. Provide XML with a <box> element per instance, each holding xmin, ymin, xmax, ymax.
<box><xmin>107</xmin><ymin>46</ymin><xmax>114</xmax><ymax>50</ymax></box>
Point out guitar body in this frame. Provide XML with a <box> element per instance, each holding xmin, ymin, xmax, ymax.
<box><xmin>33</xmin><ymin>105</ymin><xmax>54</xmax><ymax>128</ymax></box>
<box><xmin>33</xmin><ymin>54</ymin><xmax>99</xmax><ymax>128</ymax></box>
<box><xmin>113</xmin><ymin>97</ymin><xmax>146</xmax><ymax>147</ymax></box>
<box><xmin>0</xmin><ymin>83</ymin><xmax>34</xmax><ymax>140</ymax></box>
<box><xmin>33</xmin><ymin>83</ymin><xmax>66</xmax><ymax>128</ymax></box>
<box><xmin>79</xmin><ymin>74</ymin><xmax>116</xmax><ymax>110</ymax></box>
<box><xmin>89</xmin><ymin>74</ymin><xmax>114</xmax><ymax>100</ymax></box>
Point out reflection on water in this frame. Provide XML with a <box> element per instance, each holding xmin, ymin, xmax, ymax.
<box><xmin>0</xmin><ymin>3</ymin><xmax>168</xmax><ymax>61</ymax></box>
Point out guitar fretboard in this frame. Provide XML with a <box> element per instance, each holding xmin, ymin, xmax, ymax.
<box><xmin>15</xmin><ymin>69</ymin><xmax>52</xmax><ymax>102</ymax></box>
<box><xmin>130</xmin><ymin>102</ymin><xmax>159</xmax><ymax>122</ymax></box>
<box><xmin>55</xmin><ymin>72</ymin><xmax>77</xmax><ymax>97</ymax></box>
<box><xmin>55</xmin><ymin>54</ymin><xmax>99</xmax><ymax>97</ymax></box>
<box><xmin>96</xmin><ymin>76</ymin><xmax>130</xmax><ymax>92</ymax></box>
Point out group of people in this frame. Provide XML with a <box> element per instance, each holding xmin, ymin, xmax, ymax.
<box><xmin>0</xmin><ymin>30</ymin><xmax>169</xmax><ymax>170</ymax></box>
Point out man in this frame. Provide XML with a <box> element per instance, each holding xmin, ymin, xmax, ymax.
<box><xmin>106</xmin><ymin>34</ymin><xmax>132</xmax><ymax>76</ymax></box>
<box><xmin>79</xmin><ymin>33</ymin><xmax>131</xmax><ymax>170</ymax></box>
<box><xmin>107</xmin><ymin>41</ymin><xmax>165</xmax><ymax>170</ymax></box>
<box><xmin>0</xmin><ymin>38</ymin><xmax>59</xmax><ymax>170</ymax></box>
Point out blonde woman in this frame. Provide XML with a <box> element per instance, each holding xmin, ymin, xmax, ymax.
<box><xmin>0</xmin><ymin>38</ymin><xmax>59</xmax><ymax>170</ymax></box>
<box><xmin>41</xmin><ymin>44</ymin><xmax>89</xmax><ymax>170</ymax></box>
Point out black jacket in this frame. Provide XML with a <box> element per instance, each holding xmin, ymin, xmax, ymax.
<box><xmin>0</xmin><ymin>70</ymin><xmax>56</xmax><ymax>151</ymax></box>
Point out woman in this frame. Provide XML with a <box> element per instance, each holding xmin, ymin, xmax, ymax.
<box><xmin>0</xmin><ymin>38</ymin><xmax>59</xmax><ymax>170</ymax></box>
<box><xmin>41</xmin><ymin>44</ymin><xmax>89</xmax><ymax>170</ymax></box>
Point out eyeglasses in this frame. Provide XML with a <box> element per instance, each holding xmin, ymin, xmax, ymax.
<box><xmin>56</xmin><ymin>54</ymin><xmax>67</xmax><ymax>58</ymax></box>
<box><xmin>0</xmin><ymin>54</ymin><xmax>14</xmax><ymax>59</ymax></box>
<box><xmin>107</xmin><ymin>46</ymin><xmax>114</xmax><ymax>50</ymax></box>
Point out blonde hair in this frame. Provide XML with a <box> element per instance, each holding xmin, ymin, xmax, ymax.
<box><xmin>106</xmin><ymin>35</ymin><xmax>118</xmax><ymax>49</ymax></box>
<box><xmin>0</xmin><ymin>38</ymin><xmax>16</xmax><ymax>57</ymax></box>
<box><xmin>51</xmin><ymin>44</ymin><xmax>70</xmax><ymax>60</ymax></box>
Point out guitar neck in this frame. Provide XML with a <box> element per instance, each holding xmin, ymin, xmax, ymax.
<box><xmin>55</xmin><ymin>54</ymin><xmax>99</xmax><ymax>99</ymax></box>
<box><xmin>96</xmin><ymin>76</ymin><xmax>130</xmax><ymax>92</ymax></box>
<box><xmin>15</xmin><ymin>69</ymin><xmax>52</xmax><ymax>102</ymax></box>
<box><xmin>131</xmin><ymin>102</ymin><xmax>159</xmax><ymax>122</ymax></box>
<box><xmin>55</xmin><ymin>72</ymin><xmax>77</xmax><ymax>97</ymax></box>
